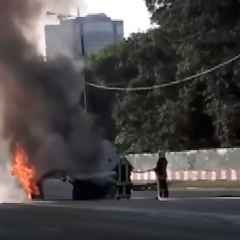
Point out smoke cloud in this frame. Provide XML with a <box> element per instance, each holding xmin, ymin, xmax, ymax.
<box><xmin>0</xmin><ymin>0</ymin><xmax>101</xmax><ymax>201</ymax></box>
<box><xmin>0</xmin><ymin>98</ymin><xmax>27</xmax><ymax>203</ymax></box>
<box><xmin>0</xmin><ymin>150</ymin><xmax>27</xmax><ymax>203</ymax></box>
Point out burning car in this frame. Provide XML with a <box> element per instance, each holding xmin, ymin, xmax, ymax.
<box><xmin>12</xmin><ymin>140</ymin><xmax>120</xmax><ymax>200</ymax></box>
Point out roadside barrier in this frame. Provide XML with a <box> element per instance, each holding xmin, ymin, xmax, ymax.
<box><xmin>131</xmin><ymin>169</ymin><xmax>240</xmax><ymax>182</ymax></box>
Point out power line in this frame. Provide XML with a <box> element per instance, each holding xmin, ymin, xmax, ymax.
<box><xmin>87</xmin><ymin>53</ymin><xmax>240</xmax><ymax>92</ymax></box>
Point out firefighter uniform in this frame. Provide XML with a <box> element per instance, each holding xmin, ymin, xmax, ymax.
<box><xmin>154</xmin><ymin>152</ymin><xmax>169</xmax><ymax>199</ymax></box>
<box><xmin>115</xmin><ymin>157</ymin><xmax>133</xmax><ymax>199</ymax></box>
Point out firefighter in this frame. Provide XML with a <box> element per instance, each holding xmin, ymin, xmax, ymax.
<box><xmin>126</xmin><ymin>159</ymin><xmax>133</xmax><ymax>196</ymax></box>
<box><xmin>115</xmin><ymin>156</ymin><xmax>133</xmax><ymax>199</ymax></box>
<box><xmin>154</xmin><ymin>151</ymin><xmax>169</xmax><ymax>200</ymax></box>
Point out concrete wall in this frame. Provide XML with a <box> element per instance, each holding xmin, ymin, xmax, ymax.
<box><xmin>127</xmin><ymin>149</ymin><xmax>240</xmax><ymax>182</ymax></box>
<box><xmin>127</xmin><ymin>148</ymin><xmax>240</xmax><ymax>171</ymax></box>
<box><xmin>167</xmin><ymin>149</ymin><xmax>240</xmax><ymax>171</ymax></box>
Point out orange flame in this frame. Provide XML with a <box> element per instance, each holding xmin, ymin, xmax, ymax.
<box><xmin>12</xmin><ymin>145</ymin><xmax>40</xmax><ymax>199</ymax></box>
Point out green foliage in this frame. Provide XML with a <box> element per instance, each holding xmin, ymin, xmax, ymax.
<box><xmin>87</xmin><ymin>30</ymin><xmax>178</xmax><ymax>152</ymax></box>
<box><xmin>145</xmin><ymin>0</ymin><xmax>240</xmax><ymax>147</ymax></box>
<box><xmin>88</xmin><ymin>0</ymin><xmax>240</xmax><ymax>152</ymax></box>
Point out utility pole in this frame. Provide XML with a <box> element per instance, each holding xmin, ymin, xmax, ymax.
<box><xmin>217</xmin><ymin>79</ymin><xmax>223</xmax><ymax>142</ymax></box>
<box><xmin>77</xmin><ymin>9</ymin><xmax>88</xmax><ymax>112</ymax></box>
<box><xmin>82</xmin><ymin>65</ymin><xmax>88</xmax><ymax>112</ymax></box>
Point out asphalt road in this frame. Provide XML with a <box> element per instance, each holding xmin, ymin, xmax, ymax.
<box><xmin>133</xmin><ymin>189</ymin><xmax>240</xmax><ymax>199</ymax></box>
<box><xmin>0</xmin><ymin>198</ymin><xmax>240</xmax><ymax>240</ymax></box>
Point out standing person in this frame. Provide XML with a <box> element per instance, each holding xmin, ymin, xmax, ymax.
<box><xmin>115</xmin><ymin>156</ymin><xmax>133</xmax><ymax>199</ymax></box>
<box><xmin>126</xmin><ymin>159</ymin><xmax>134</xmax><ymax>197</ymax></box>
<box><xmin>154</xmin><ymin>151</ymin><xmax>169</xmax><ymax>200</ymax></box>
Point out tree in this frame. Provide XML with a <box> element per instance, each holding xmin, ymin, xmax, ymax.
<box><xmin>145</xmin><ymin>0</ymin><xmax>240</xmax><ymax>147</ymax></box>
<box><xmin>87</xmin><ymin>29</ymin><xmax>178</xmax><ymax>152</ymax></box>
<box><xmin>88</xmin><ymin>0</ymin><xmax>240</xmax><ymax>152</ymax></box>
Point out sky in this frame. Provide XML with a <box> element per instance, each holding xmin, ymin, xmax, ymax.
<box><xmin>83</xmin><ymin>0</ymin><xmax>152</xmax><ymax>37</ymax></box>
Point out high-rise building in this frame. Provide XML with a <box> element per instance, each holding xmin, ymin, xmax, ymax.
<box><xmin>45</xmin><ymin>14</ymin><xmax>124</xmax><ymax>60</ymax></box>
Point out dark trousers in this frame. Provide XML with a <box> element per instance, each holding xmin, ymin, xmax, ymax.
<box><xmin>157</xmin><ymin>178</ymin><xmax>169</xmax><ymax>198</ymax></box>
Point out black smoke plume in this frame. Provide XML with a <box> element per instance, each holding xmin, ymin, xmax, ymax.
<box><xmin>0</xmin><ymin>0</ymin><xmax>101</xmax><ymax>179</ymax></box>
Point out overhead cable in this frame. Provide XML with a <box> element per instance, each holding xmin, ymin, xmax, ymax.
<box><xmin>87</xmin><ymin>53</ymin><xmax>240</xmax><ymax>92</ymax></box>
